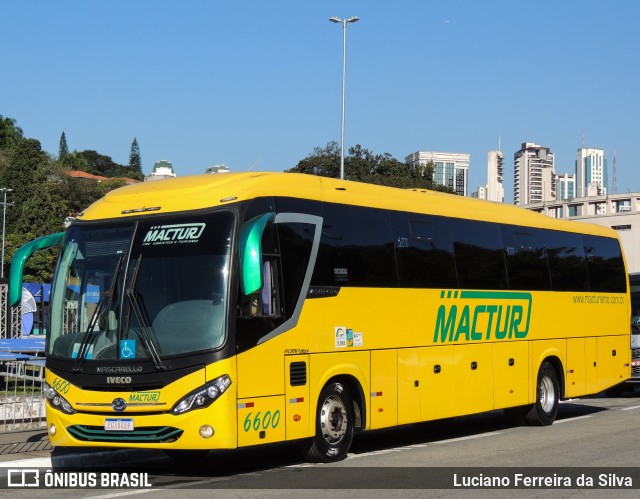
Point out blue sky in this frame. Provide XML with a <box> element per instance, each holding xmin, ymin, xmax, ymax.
<box><xmin>2</xmin><ymin>1</ymin><xmax>639</xmax><ymax>202</ymax></box>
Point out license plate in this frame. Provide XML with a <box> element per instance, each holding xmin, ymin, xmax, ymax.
<box><xmin>104</xmin><ymin>418</ymin><xmax>134</xmax><ymax>431</ymax></box>
<box><xmin>632</xmin><ymin>360</ymin><xmax>640</xmax><ymax>367</ymax></box>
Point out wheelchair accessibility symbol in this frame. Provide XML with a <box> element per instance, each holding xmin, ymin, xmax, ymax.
<box><xmin>120</xmin><ymin>340</ymin><xmax>136</xmax><ymax>359</ymax></box>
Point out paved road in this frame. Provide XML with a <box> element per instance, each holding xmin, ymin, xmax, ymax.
<box><xmin>0</xmin><ymin>391</ymin><xmax>639</xmax><ymax>497</ymax></box>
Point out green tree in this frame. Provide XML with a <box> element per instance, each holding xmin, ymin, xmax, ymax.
<box><xmin>56</xmin><ymin>174</ymin><xmax>101</xmax><ymax>215</ymax></box>
<box><xmin>4</xmin><ymin>231</ymin><xmax>57</xmax><ymax>282</ymax></box>
<box><xmin>0</xmin><ymin>138</ymin><xmax>49</xmax><ymax>231</ymax></box>
<box><xmin>0</xmin><ymin>117</ymin><xmax>143</xmax><ymax>281</ymax></box>
<box><xmin>59</xmin><ymin>150</ymin><xmax>91</xmax><ymax>171</ymax></box>
<box><xmin>286</xmin><ymin>141</ymin><xmax>341</xmax><ymax>178</ymax></box>
<box><xmin>58</xmin><ymin>131</ymin><xmax>69</xmax><ymax>159</ymax></box>
<box><xmin>96</xmin><ymin>178</ymin><xmax>128</xmax><ymax>197</ymax></box>
<box><xmin>0</xmin><ymin>139</ymin><xmax>68</xmax><ymax>280</ymax></box>
<box><xmin>78</xmin><ymin>150</ymin><xmax>121</xmax><ymax>176</ymax></box>
<box><xmin>286</xmin><ymin>142</ymin><xmax>453</xmax><ymax>192</ymax></box>
<box><xmin>129</xmin><ymin>137</ymin><xmax>142</xmax><ymax>172</ymax></box>
<box><xmin>0</xmin><ymin>150</ymin><xmax>9</xmax><ymax>178</ymax></box>
<box><xmin>110</xmin><ymin>164</ymin><xmax>144</xmax><ymax>181</ymax></box>
<box><xmin>9</xmin><ymin>188</ymin><xmax>66</xmax><ymax>280</ymax></box>
<box><xmin>52</xmin><ymin>161</ymin><xmax>133</xmax><ymax>218</ymax></box>
<box><xmin>72</xmin><ymin>149</ymin><xmax>143</xmax><ymax>181</ymax></box>
<box><xmin>0</xmin><ymin>115</ymin><xmax>24</xmax><ymax>152</ymax></box>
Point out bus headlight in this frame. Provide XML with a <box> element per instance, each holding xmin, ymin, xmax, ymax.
<box><xmin>171</xmin><ymin>375</ymin><xmax>232</xmax><ymax>415</ymax></box>
<box><xmin>43</xmin><ymin>382</ymin><xmax>76</xmax><ymax>415</ymax></box>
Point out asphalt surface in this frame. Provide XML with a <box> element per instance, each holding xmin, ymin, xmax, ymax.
<box><xmin>0</xmin><ymin>427</ymin><xmax>173</xmax><ymax>469</ymax></box>
<box><xmin>0</xmin><ymin>428</ymin><xmax>51</xmax><ymax>464</ymax></box>
<box><xmin>0</xmin><ymin>386</ymin><xmax>637</xmax><ymax>471</ymax></box>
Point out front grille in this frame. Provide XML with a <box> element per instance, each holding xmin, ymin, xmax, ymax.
<box><xmin>632</xmin><ymin>349</ymin><xmax>640</xmax><ymax>377</ymax></box>
<box><xmin>67</xmin><ymin>425</ymin><xmax>183</xmax><ymax>443</ymax></box>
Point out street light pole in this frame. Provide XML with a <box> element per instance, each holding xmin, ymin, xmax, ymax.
<box><xmin>329</xmin><ymin>16</ymin><xmax>359</xmax><ymax>181</ymax></box>
<box><xmin>0</xmin><ymin>188</ymin><xmax>13</xmax><ymax>279</ymax></box>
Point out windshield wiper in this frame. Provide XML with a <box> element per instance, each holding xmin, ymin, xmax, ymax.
<box><xmin>126</xmin><ymin>256</ymin><xmax>166</xmax><ymax>371</ymax></box>
<box><xmin>73</xmin><ymin>255</ymin><xmax>124</xmax><ymax>372</ymax></box>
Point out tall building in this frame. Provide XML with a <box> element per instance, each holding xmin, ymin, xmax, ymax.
<box><xmin>405</xmin><ymin>151</ymin><xmax>469</xmax><ymax>196</ymax></box>
<box><xmin>576</xmin><ymin>147</ymin><xmax>607</xmax><ymax>198</ymax></box>
<box><xmin>486</xmin><ymin>150</ymin><xmax>504</xmax><ymax>203</ymax></box>
<box><xmin>472</xmin><ymin>185</ymin><xmax>487</xmax><ymax>200</ymax></box>
<box><xmin>513</xmin><ymin>142</ymin><xmax>556</xmax><ymax>205</ymax></box>
<box><xmin>556</xmin><ymin>173</ymin><xmax>576</xmax><ymax>201</ymax></box>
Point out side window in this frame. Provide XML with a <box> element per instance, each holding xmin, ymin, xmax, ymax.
<box><xmin>278</xmin><ymin>222</ymin><xmax>315</xmax><ymax>316</ymax></box>
<box><xmin>236</xmin><ymin>199</ymin><xmax>318</xmax><ymax>352</ymax></box>
<box><xmin>350</xmin><ymin>206</ymin><xmax>396</xmax><ymax>286</ymax></box>
<box><xmin>545</xmin><ymin>230</ymin><xmax>589</xmax><ymax>291</ymax></box>
<box><xmin>236</xmin><ymin>199</ymin><xmax>283</xmax><ymax>352</ymax></box>
<box><xmin>311</xmin><ymin>202</ymin><xmax>348</xmax><ymax>286</ymax></box>
<box><xmin>390</xmin><ymin>211</ymin><xmax>457</xmax><ymax>288</ymax></box>
<box><xmin>312</xmin><ymin>203</ymin><xmax>397</xmax><ymax>287</ymax></box>
<box><xmin>583</xmin><ymin>235</ymin><xmax>627</xmax><ymax>293</ymax></box>
<box><xmin>258</xmin><ymin>223</ymin><xmax>283</xmax><ymax>317</ymax></box>
<box><xmin>237</xmin><ymin>220</ymin><xmax>283</xmax><ymax>318</ymax></box>
<box><xmin>502</xmin><ymin>225</ymin><xmax>551</xmax><ymax>291</ymax></box>
<box><xmin>451</xmin><ymin>219</ymin><xmax>508</xmax><ymax>290</ymax></box>
<box><xmin>630</xmin><ymin>276</ymin><xmax>640</xmax><ymax>319</ymax></box>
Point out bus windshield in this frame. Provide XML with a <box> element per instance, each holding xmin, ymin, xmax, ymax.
<box><xmin>48</xmin><ymin>212</ymin><xmax>233</xmax><ymax>364</ymax></box>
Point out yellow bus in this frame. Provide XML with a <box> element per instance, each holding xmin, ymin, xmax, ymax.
<box><xmin>10</xmin><ymin>172</ymin><xmax>631</xmax><ymax>462</ymax></box>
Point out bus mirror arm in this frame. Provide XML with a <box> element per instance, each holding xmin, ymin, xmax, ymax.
<box><xmin>8</xmin><ymin>232</ymin><xmax>64</xmax><ymax>307</ymax></box>
<box><xmin>239</xmin><ymin>213</ymin><xmax>275</xmax><ymax>295</ymax></box>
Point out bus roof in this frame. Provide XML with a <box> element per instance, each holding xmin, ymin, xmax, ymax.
<box><xmin>77</xmin><ymin>172</ymin><xmax>617</xmax><ymax>238</ymax></box>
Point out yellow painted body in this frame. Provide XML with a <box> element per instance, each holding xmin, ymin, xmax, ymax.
<box><xmin>47</xmin><ymin>172</ymin><xmax>631</xmax><ymax>450</ymax></box>
<box><xmin>47</xmin><ymin>357</ymin><xmax>238</xmax><ymax>449</ymax></box>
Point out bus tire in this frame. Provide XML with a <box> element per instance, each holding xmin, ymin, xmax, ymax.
<box><xmin>301</xmin><ymin>382</ymin><xmax>355</xmax><ymax>462</ymax></box>
<box><xmin>524</xmin><ymin>362</ymin><xmax>560</xmax><ymax>426</ymax></box>
<box><xmin>503</xmin><ymin>406</ymin><xmax>526</xmax><ymax>427</ymax></box>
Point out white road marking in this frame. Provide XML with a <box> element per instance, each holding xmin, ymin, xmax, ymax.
<box><xmin>89</xmin><ymin>476</ymin><xmax>236</xmax><ymax>498</ymax></box>
<box><xmin>621</xmin><ymin>404</ymin><xmax>640</xmax><ymax>411</ymax></box>
<box><xmin>346</xmin><ymin>448</ymin><xmax>404</xmax><ymax>459</ymax></box>
<box><xmin>553</xmin><ymin>415</ymin><xmax>593</xmax><ymax>424</ymax></box>
<box><xmin>0</xmin><ymin>457</ymin><xmax>51</xmax><ymax>468</ymax></box>
<box><xmin>434</xmin><ymin>431</ymin><xmax>502</xmax><ymax>444</ymax></box>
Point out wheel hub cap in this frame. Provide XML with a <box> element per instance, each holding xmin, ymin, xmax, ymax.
<box><xmin>320</xmin><ymin>395</ymin><xmax>347</xmax><ymax>443</ymax></box>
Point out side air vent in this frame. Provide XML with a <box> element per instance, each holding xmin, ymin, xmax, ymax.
<box><xmin>290</xmin><ymin>362</ymin><xmax>307</xmax><ymax>386</ymax></box>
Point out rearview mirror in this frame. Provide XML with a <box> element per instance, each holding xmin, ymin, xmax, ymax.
<box><xmin>9</xmin><ymin>232</ymin><xmax>64</xmax><ymax>307</ymax></box>
<box><xmin>238</xmin><ymin>213</ymin><xmax>274</xmax><ymax>295</ymax></box>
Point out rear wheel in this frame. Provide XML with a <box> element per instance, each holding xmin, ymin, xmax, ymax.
<box><xmin>523</xmin><ymin>362</ymin><xmax>560</xmax><ymax>426</ymax></box>
<box><xmin>301</xmin><ymin>382</ymin><xmax>355</xmax><ymax>462</ymax></box>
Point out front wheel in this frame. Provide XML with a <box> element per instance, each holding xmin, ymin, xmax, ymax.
<box><xmin>301</xmin><ymin>382</ymin><xmax>355</xmax><ymax>462</ymax></box>
<box><xmin>524</xmin><ymin>362</ymin><xmax>560</xmax><ymax>426</ymax></box>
